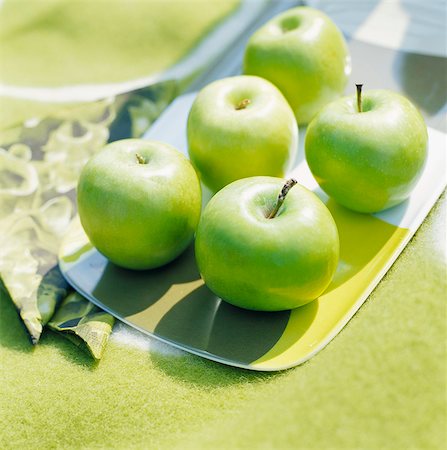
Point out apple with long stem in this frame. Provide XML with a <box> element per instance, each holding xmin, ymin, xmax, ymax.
<box><xmin>77</xmin><ymin>139</ymin><xmax>201</xmax><ymax>270</ymax></box>
<box><xmin>195</xmin><ymin>176</ymin><xmax>339</xmax><ymax>311</ymax></box>
<box><xmin>305</xmin><ymin>84</ymin><xmax>428</xmax><ymax>213</ymax></box>
<box><xmin>243</xmin><ymin>6</ymin><xmax>351</xmax><ymax>125</ymax></box>
<box><xmin>187</xmin><ymin>75</ymin><xmax>298</xmax><ymax>193</ymax></box>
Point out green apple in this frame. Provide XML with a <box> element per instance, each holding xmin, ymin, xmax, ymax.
<box><xmin>243</xmin><ymin>6</ymin><xmax>351</xmax><ymax>125</ymax></box>
<box><xmin>195</xmin><ymin>176</ymin><xmax>339</xmax><ymax>311</ymax></box>
<box><xmin>77</xmin><ymin>139</ymin><xmax>201</xmax><ymax>270</ymax></box>
<box><xmin>305</xmin><ymin>86</ymin><xmax>428</xmax><ymax>213</ymax></box>
<box><xmin>187</xmin><ymin>75</ymin><xmax>298</xmax><ymax>193</ymax></box>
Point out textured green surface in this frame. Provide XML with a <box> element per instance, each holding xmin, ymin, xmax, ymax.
<box><xmin>0</xmin><ymin>0</ymin><xmax>240</xmax><ymax>87</ymax></box>
<box><xmin>1</xmin><ymin>194</ymin><xmax>445</xmax><ymax>449</ymax></box>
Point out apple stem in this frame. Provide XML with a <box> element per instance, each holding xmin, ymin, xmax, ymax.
<box><xmin>267</xmin><ymin>178</ymin><xmax>298</xmax><ymax>219</ymax></box>
<box><xmin>235</xmin><ymin>99</ymin><xmax>251</xmax><ymax>110</ymax></box>
<box><xmin>356</xmin><ymin>84</ymin><xmax>363</xmax><ymax>113</ymax></box>
<box><xmin>136</xmin><ymin>153</ymin><xmax>146</xmax><ymax>164</ymax></box>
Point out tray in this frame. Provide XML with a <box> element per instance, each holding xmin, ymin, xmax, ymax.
<box><xmin>59</xmin><ymin>93</ymin><xmax>446</xmax><ymax>370</ymax></box>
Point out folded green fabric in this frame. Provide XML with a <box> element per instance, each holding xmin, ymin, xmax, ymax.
<box><xmin>1</xmin><ymin>271</ymin><xmax>114</xmax><ymax>359</ymax></box>
<box><xmin>37</xmin><ymin>266</ymin><xmax>71</xmax><ymax>327</ymax></box>
<box><xmin>48</xmin><ymin>292</ymin><xmax>115</xmax><ymax>360</ymax></box>
<box><xmin>38</xmin><ymin>266</ymin><xmax>115</xmax><ymax>360</ymax></box>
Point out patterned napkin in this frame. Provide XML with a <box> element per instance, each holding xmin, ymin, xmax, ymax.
<box><xmin>0</xmin><ymin>81</ymin><xmax>177</xmax><ymax>357</ymax></box>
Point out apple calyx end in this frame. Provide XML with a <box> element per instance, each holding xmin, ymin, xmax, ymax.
<box><xmin>355</xmin><ymin>84</ymin><xmax>363</xmax><ymax>113</ymax></box>
<box><xmin>235</xmin><ymin>99</ymin><xmax>251</xmax><ymax>111</ymax></box>
<box><xmin>136</xmin><ymin>153</ymin><xmax>147</xmax><ymax>164</ymax></box>
<box><xmin>267</xmin><ymin>178</ymin><xmax>298</xmax><ymax>219</ymax></box>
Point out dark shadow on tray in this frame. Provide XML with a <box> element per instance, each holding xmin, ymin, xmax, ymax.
<box><xmin>394</xmin><ymin>0</ymin><xmax>447</xmax><ymax>129</ymax></box>
<box><xmin>393</xmin><ymin>51</ymin><xmax>447</xmax><ymax>119</ymax></box>
<box><xmin>67</xmin><ymin>238</ymin><xmax>318</xmax><ymax>369</ymax></box>
<box><xmin>154</xmin><ymin>284</ymin><xmax>318</xmax><ymax>366</ymax></box>
<box><xmin>151</xmin><ymin>298</ymin><xmax>318</xmax><ymax>386</ymax></box>
<box><xmin>68</xmin><ymin>243</ymin><xmax>200</xmax><ymax>316</ymax></box>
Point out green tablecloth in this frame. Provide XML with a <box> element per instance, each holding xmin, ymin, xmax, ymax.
<box><xmin>1</xmin><ymin>1</ymin><xmax>446</xmax><ymax>448</ymax></box>
<box><xmin>1</xmin><ymin>195</ymin><xmax>445</xmax><ymax>448</ymax></box>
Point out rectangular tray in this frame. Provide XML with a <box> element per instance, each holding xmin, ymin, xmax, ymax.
<box><xmin>59</xmin><ymin>93</ymin><xmax>446</xmax><ymax>370</ymax></box>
